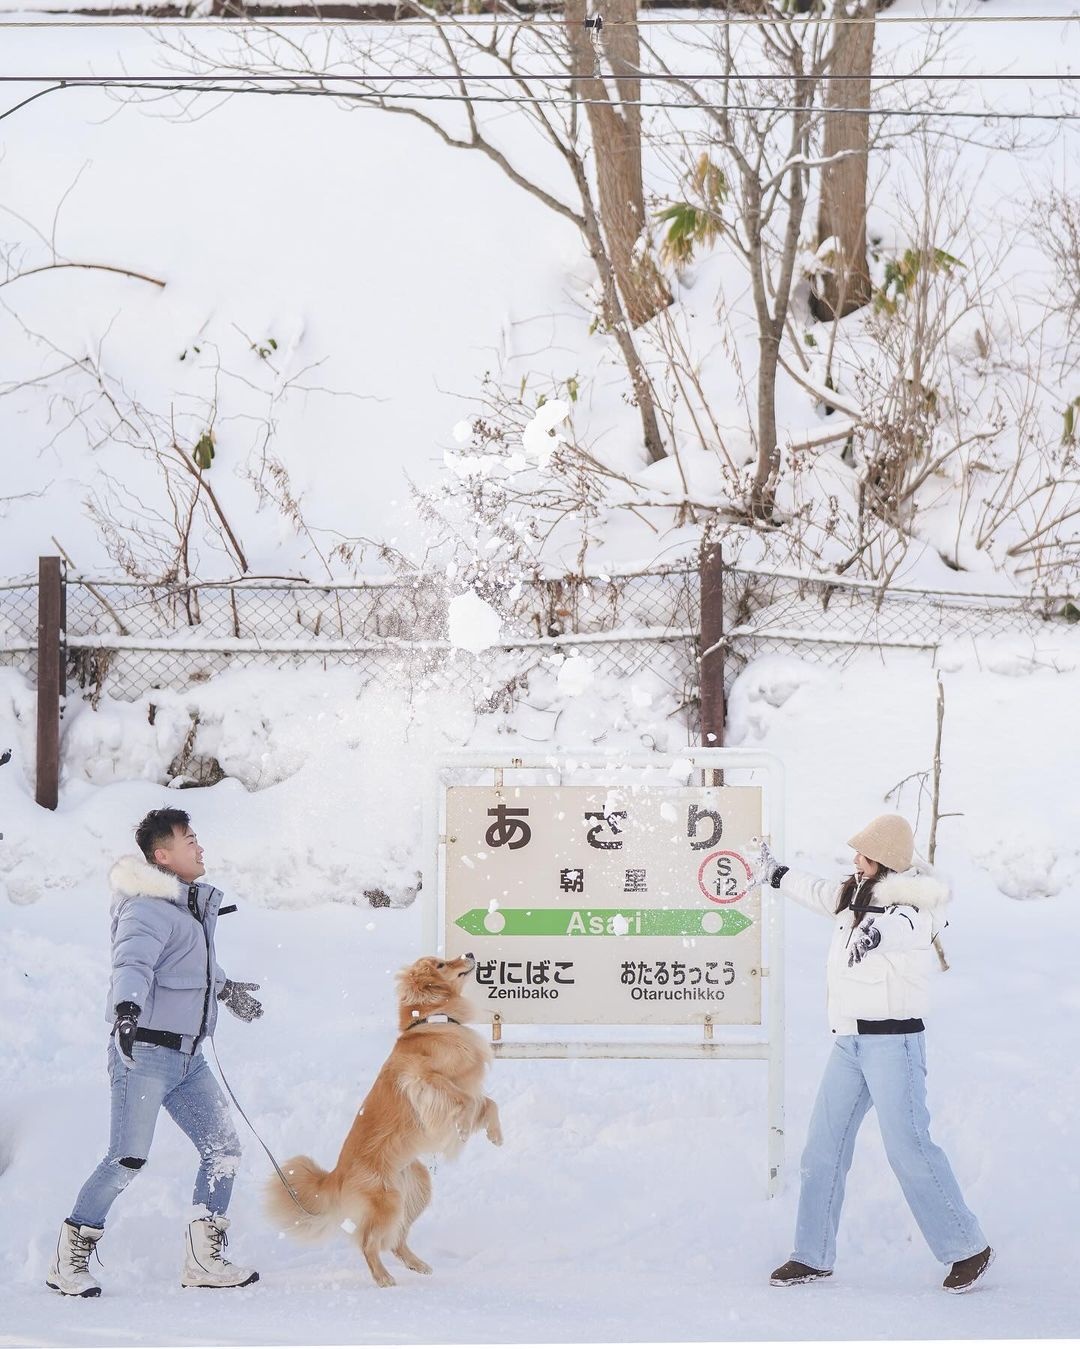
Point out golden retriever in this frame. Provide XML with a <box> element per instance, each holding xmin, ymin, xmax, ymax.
<box><xmin>265</xmin><ymin>952</ymin><xmax>502</xmax><ymax>1287</ymax></box>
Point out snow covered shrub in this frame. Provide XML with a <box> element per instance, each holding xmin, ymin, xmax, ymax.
<box><xmin>414</xmin><ymin>378</ymin><xmax>605</xmax><ymax>616</ymax></box>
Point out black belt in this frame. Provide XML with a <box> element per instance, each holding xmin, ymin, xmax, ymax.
<box><xmin>133</xmin><ymin>1027</ymin><xmax>197</xmax><ymax>1052</ymax></box>
<box><xmin>857</xmin><ymin>1018</ymin><xmax>925</xmax><ymax>1035</ymax></box>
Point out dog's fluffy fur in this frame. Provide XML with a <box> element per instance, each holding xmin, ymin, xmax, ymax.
<box><xmin>264</xmin><ymin>954</ymin><xmax>502</xmax><ymax>1287</ymax></box>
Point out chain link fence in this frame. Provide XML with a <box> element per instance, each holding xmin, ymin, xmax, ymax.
<box><xmin>0</xmin><ymin>564</ymin><xmax>1074</xmax><ymax>721</ymax></box>
<box><xmin>718</xmin><ymin>565</ymin><xmax>1073</xmax><ymax>692</ymax></box>
<box><xmin>0</xmin><ymin>580</ymin><xmax>39</xmax><ymax>689</ymax></box>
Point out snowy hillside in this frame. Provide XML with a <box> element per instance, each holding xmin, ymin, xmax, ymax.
<box><xmin>2</xmin><ymin>1</ymin><xmax>1080</xmax><ymax>586</ymax></box>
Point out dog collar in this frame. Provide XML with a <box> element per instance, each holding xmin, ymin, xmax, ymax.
<box><xmin>405</xmin><ymin>1013</ymin><xmax>461</xmax><ymax>1030</ymax></box>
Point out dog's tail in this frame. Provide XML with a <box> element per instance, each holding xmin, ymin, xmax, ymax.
<box><xmin>264</xmin><ymin>1155</ymin><xmax>343</xmax><ymax>1243</ymax></box>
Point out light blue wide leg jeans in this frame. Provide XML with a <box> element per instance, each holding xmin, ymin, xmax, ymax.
<box><xmin>792</xmin><ymin>1033</ymin><xmax>986</xmax><ymax>1271</ymax></box>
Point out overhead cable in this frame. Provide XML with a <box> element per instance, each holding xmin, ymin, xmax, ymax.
<box><xmin>2</xmin><ymin>8</ymin><xmax>1080</xmax><ymax>25</ymax></box>
<box><xmin>1</xmin><ymin>75</ymin><xmax>1075</xmax><ymax>123</ymax></box>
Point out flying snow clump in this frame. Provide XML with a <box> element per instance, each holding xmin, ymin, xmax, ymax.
<box><xmin>522</xmin><ymin>399</ymin><xmax>570</xmax><ymax>468</ymax></box>
<box><xmin>448</xmin><ymin>590</ymin><xmax>503</xmax><ymax>655</ymax></box>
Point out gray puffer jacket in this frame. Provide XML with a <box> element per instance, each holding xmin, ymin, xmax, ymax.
<box><xmin>106</xmin><ymin>855</ymin><xmax>231</xmax><ymax>1040</ymax></box>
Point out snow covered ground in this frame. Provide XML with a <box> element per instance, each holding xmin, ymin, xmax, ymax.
<box><xmin>2</xmin><ymin>633</ymin><xmax>1079</xmax><ymax>1345</ymax></box>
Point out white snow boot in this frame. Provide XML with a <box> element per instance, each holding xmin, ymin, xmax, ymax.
<box><xmin>181</xmin><ymin>1214</ymin><xmax>259</xmax><ymax>1289</ymax></box>
<box><xmin>46</xmin><ymin>1221</ymin><xmax>104</xmax><ymax>1297</ymax></box>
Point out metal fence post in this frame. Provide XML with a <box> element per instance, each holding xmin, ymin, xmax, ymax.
<box><xmin>35</xmin><ymin>555</ymin><xmax>64</xmax><ymax>810</ymax></box>
<box><xmin>699</xmin><ymin>539</ymin><xmax>725</xmax><ymax>749</ymax></box>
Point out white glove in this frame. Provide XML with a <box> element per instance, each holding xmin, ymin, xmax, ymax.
<box><xmin>755</xmin><ymin>839</ymin><xmax>783</xmax><ymax>888</ymax></box>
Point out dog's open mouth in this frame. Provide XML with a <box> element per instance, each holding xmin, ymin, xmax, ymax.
<box><xmin>456</xmin><ymin>952</ymin><xmax>476</xmax><ymax>978</ymax></box>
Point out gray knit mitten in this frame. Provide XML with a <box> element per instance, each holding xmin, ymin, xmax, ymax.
<box><xmin>219</xmin><ymin>979</ymin><xmax>263</xmax><ymax>1022</ymax></box>
<box><xmin>847</xmin><ymin>920</ymin><xmax>882</xmax><ymax>967</ymax></box>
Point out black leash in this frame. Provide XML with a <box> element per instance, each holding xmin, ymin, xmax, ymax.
<box><xmin>208</xmin><ymin>1036</ymin><xmax>318</xmax><ymax>1219</ymax></box>
<box><xmin>211</xmin><ymin>1017</ymin><xmax>458</xmax><ymax>1213</ymax></box>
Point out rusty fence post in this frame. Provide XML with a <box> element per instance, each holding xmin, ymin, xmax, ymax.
<box><xmin>699</xmin><ymin>538</ymin><xmax>725</xmax><ymax>752</ymax></box>
<box><xmin>35</xmin><ymin>555</ymin><xmax>64</xmax><ymax>810</ymax></box>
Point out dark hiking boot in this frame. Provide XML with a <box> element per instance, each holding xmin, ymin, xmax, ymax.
<box><xmin>943</xmin><ymin>1245</ymin><xmax>993</xmax><ymax>1294</ymax></box>
<box><xmin>769</xmin><ymin>1259</ymin><xmax>833</xmax><ymax>1286</ymax></box>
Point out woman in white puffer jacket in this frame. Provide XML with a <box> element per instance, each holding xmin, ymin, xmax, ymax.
<box><xmin>760</xmin><ymin>814</ymin><xmax>993</xmax><ymax>1295</ymax></box>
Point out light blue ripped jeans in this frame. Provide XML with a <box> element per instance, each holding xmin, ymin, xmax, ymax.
<box><xmin>69</xmin><ymin>1041</ymin><xmax>241</xmax><ymax>1229</ymax></box>
<box><xmin>792</xmin><ymin>1033</ymin><xmax>986</xmax><ymax>1270</ymax></box>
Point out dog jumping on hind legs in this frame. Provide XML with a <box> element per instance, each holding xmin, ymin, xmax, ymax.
<box><xmin>265</xmin><ymin>952</ymin><xmax>502</xmax><ymax>1287</ymax></box>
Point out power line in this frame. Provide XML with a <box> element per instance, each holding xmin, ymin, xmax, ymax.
<box><xmin>2</xmin><ymin>9</ymin><xmax>1080</xmax><ymax>25</ymax></box>
<box><xmin>1</xmin><ymin>70</ymin><xmax>1078</xmax><ymax>82</ymax></box>
<box><xmin>1</xmin><ymin>70</ymin><xmax>1077</xmax><ymax>82</ymax></box>
<box><xmin>3</xmin><ymin>76</ymin><xmax>1077</xmax><ymax>122</ymax></box>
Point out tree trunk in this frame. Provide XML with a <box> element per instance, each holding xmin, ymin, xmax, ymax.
<box><xmin>746</xmin><ymin>83</ymin><xmax>813</xmax><ymax>522</ymax></box>
<box><xmin>812</xmin><ymin>1</ymin><xmax>875</xmax><ymax>321</ymax></box>
<box><xmin>751</xmin><ymin>327</ymin><xmax>781</xmax><ymax>520</ymax></box>
<box><xmin>567</xmin><ymin>150</ymin><xmax>668</xmax><ymax>464</ymax></box>
<box><xmin>565</xmin><ymin>0</ymin><xmax>671</xmax><ymax>329</ymax></box>
<box><xmin>561</xmin><ymin>0</ymin><xmax>667</xmax><ymax>463</ymax></box>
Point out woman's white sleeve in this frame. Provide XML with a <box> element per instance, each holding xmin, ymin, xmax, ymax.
<box><xmin>776</xmin><ymin>868</ymin><xmax>840</xmax><ymax>919</ymax></box>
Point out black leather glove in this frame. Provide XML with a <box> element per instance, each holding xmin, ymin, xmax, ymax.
<box><xmin>113</xmin><ymin>1001</ymin><xmax>140</xmax><ymax>1067</ymax></box>
<box><xmin>219</xmin><ymin>979</ymin><xmax>263</xmax><ymax>1022</ymax></box>
<box><xmin>848</xmin><ymin>920</ymin><xmax>882</xmax><ymax>967</ymax></box>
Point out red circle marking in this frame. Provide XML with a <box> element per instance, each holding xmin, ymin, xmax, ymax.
<box><xmin>698</xmin><ymin>849</ymin><xmax>754</xmax><ymax>905</ymax></box>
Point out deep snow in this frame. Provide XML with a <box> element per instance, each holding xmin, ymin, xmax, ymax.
<box><xmin>3</xmin><ymin>1</ymin><xmax>1080</xmax><ymax>586</ymax></box>
<box><xmin>1</xmin><ymin>633</ymin><xmax>1079</xmax><ymax>1345</ymax></box>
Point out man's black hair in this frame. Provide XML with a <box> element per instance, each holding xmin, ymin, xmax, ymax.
<box><xmin>135</xmin><ymin>807</ymin><xmax>191</xmax><ymax>864</ymax></box>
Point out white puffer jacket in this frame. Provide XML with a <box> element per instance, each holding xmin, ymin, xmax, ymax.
<box><xmin>778</xmin><ymin>868</ymin><xmax>949</xmax><ymax>1034</ymax></box>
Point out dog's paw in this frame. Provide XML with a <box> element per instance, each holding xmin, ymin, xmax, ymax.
<box><xmin>404</xmin><ymin>1256</ymin><xmax>432</xmax><ymax>1275</ymax></box>
<box><xmin>487</xmin><ymin>1124</ymin><xmax>504</xmax><ymax>1147</ymax></box>
<box><xmin>373</xmin><ymin>1271</ymin><xmax>397</xmax><ymax>1289</ymax></box>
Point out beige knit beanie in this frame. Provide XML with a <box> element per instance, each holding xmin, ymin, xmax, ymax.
<box><xmin>847</xmin><ymin>813</ymin><xmax>914</xmax><ymax>872</ymax></box>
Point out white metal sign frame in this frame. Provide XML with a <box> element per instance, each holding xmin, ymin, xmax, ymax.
<box><xmin>424</xmin><ymin>748</ymin><xmax>786</xmax><ymax>1195</ymax></box>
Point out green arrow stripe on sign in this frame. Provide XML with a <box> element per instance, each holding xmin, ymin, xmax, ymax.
<box><xmin>454</xmin><ymin>907</ymin><xmax>752</xmax><ymax>938</ymax></box>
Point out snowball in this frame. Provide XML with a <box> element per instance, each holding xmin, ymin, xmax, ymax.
<box><xmin>556</xmin><ymin>654</ymin><xmax>595</xmax><ymax>697</ymax></box>
<box><xmin>447</xmin><ymin>591</ymin><xmax>503</xmax><ymax>655</ymax></box>
<box><xmin>452</xmin><ymin>419</ymin><xmax>472</xmax><ymax>445</ymax></box>
<box><xmin>444</xmin><ymin>450</ymin><xmax>501</xmax><ymax>480</ymax></box>
<box><xmin>629</xmin><ymin>678</ymin><xmax>654</xmax><ymax>709</ymax></box>
<box><xmin>977</xmin><ymin>841</ymin><xmax>1075</xmax><ymax>900</ymax></box>
<box><xmin>667</xmin><ymin>757</ymin><xmax>695</xmax><ymax>782</ymax></box>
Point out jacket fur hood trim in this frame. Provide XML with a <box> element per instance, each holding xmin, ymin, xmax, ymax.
<box><xmin>874</xmin><ymin>870</ymin><xmax>950</xmax><ymax>912</ymax></box>
<box><xmin>109</xmin><ymin>854</ymin><xmax>184</xmax><ymax>904</ymax></box>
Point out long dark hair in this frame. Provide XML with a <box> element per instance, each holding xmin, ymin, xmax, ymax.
<box><xmin>836</xmin><ymin>866</ymin><xmax>892</xmax><ymax>926</ymax></box>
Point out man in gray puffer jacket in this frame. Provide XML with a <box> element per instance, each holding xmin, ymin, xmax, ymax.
<box><xmin>47</xmin><ymin>808</ymin><xmax>264</xmax><ymax>1297</ymax></box>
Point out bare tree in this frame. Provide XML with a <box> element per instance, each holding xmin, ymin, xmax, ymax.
<box><xmin>647</xmin><ymin>11</ymin><xmax>837</xmax><ymax>519</ymax></box>
<box><xmin>147</xmin><ymin>7</ymin><xmax>670</xmax><ymax>463</ymax></box>
<box><xmin>564</xmin><ymin>0</ymin><xmax>671</xmax><ymax>329</ymax></box>
<box><xmin>2</xmin><ymin>311</ymin><xmax>380</xmax><ymax>585</ymax></box>
<box><xmin>0</xmin><ymin>191</ymin><xmax>166</xmax><ymax>298</ymax></box>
